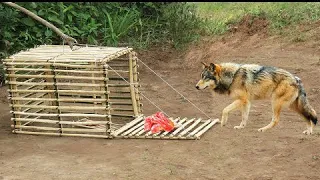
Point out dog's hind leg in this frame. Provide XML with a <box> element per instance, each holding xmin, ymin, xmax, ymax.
<box><xmin>221</xmin><ymin>99</ymin><xmax>243</xmax><ymax>127</ymax></box>
<box><xmin>234</xmin><ymin>101</ymin><xmax>251</xmax><ymax>129</ymax></box>
<box><xmin>258</xmin><ymin>84</ymin><xmax>298</xmax><ymax>132</ymax></box>
<box><xmin>258</xmin><ymin>99</ymin><xmax>283</xmax><ymax>132</ymax></box>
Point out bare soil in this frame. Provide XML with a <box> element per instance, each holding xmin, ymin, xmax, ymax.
<box><xmin>1</xmin><ymin>19</ymin><xmax>320</xmax><ymax>179</ymax></box>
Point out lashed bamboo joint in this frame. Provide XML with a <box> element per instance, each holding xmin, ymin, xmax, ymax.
<box><xmin>4</xmin><ymin>45</ymin><xmax>218</xmax><ymax>140</ymax></box>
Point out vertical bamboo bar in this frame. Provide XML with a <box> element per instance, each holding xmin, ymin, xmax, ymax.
<box><xmin>7</xmin><ymin>63</ymin><xmax>21</xmax><ymax>131</ymax></box>
<box><xmin>91</xmin><ymin>62</ymin><xmax>98</xmax><ymax>114</ymax></box>
<box><xmin>129</xmin><ymin>52</ymin><xmax>139</xmax><ymax>117</ymax></box>
<box><xmin>103</xmin><ymin>64</ymin><xmax>111</xmax><ymax>135</ymax></box>
<box><xmin>45</xmin><ymin>64</ymin><xmax>57</xmax><ymax>107</ymax></box>
<box><xmin>50</xmin><ymin>62</ymin><xmax>62</xmax><ymax>134</ymax></box>
<box><xmin>131</xmin><ymin>51</ymin><xmax>141</xmax><ymax>114</ymax></box>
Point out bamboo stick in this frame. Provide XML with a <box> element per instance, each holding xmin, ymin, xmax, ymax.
<box><xmin>187</xmin><ymin>120</ymin><xmax>212</xmax><ymax>137</ymax></box>
<box><xmin>11</xmin><ymin>118</ymin><xmax>59</xmax><ymax>124</ymax></box>
<box><xmin>160</xmin><ymin>118</ymin><xmax>186</xmax><ymax>137</ymax></box>
<box><xmin>195</xmin><ymin>119</ymin><xmax>219</xmax><ymax>139</ymax></box>
<box><xmin>9</xmin><ymin>89</ymin><xmax>107</xmax><ymax>94</ymax></box>
<box><xmin>59</xmin><ymin>121</ymin><xmax>109</xmax><ymax>125</ymax></box>
<box><xmin>131</xmin><ymin>52</ymin><xmax>141</xmax><ymax>114</ymax></box>
<box><xmin>12</xmin><ymin>104</ymin><xmax>108</xmax><ymax>110</ymax></box>
<box><xmin>120</xmin><ymin>120</ymin><xmax>145</xmax><ymax>136</ymax></box>
<box><xmin>7</xmin><ymin>64</ymin><xmax>21</xmax><ymax>129</ymax></box>
<box><xmin>10</xmin><ymin>97</ymin><xmax>108</xmax><ymax>103</ymax></box>
<box><xmin>13</xmin><ymin>130</ymin><xmax>61</xmax><ymax>136</ymax></box>
<box><xmin>61</xmin><ymin>133</ymin><xmax>111</xmax><ymax>139</ymax></box>
<box><xmin>4</xmin><ymin>62</ymin><xmax>52</xmax><ymax>66</ymax></box>
<box><xmin>61</xmin><ymin>127</ymin><xmax>106</xmax><ymax>133</ymax></box>
<box><xmin>7</xmin><ymin>74</ymin><xmax>108</xmax><ymax>81</ymax></box>
<box><xmin>128</xmin><ymin>52</ymin><xmax>139</xmax><ymax>116</ymax></box>
<box><xmin>129</xmin><ymin>123</ymin><xmax>145</xmax><ymax>136</ymax></box>
<box><xmin>11</xmin><ymin>111</ymin><xmax>109</xmax><ymax>118</ymax></box>
<box><xmin>110</xmin><ymin>114</ymin><xmax>135</xmax><ymax>118</ymax></box>
<box><xmin>112</xmin><ymin>115</ymin><xmax>144</xmax><ymax>136</ymax></box>
<box><xmin>169</xmin><ymin>118</ymin><xmax>195</xmax><ymax>137</ymax></box>
<box><xmin>178</xmin><ymin>118</ymin><xmax>202</xmax><ymax>137</ymax></box>
<box><xmin>12</xmin><ymin>125</ymin><xmax>59</xmax><ymax>131</ymax></box>
<box><xmin>7</xmin><ymin>68</ymin><xmax>105</xmax><ymax>74</ymax></box>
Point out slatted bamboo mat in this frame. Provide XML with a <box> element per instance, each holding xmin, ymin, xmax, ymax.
<box><xmin>112</xmin><ymin>116</ymin><xmax>219</xmax><ymax>140</ymax></box>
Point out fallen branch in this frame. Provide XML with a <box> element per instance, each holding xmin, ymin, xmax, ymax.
<box><xmin>2</xmin><ymin>2</ymin><xmax>78</xmax><ymax>50</ymax></box>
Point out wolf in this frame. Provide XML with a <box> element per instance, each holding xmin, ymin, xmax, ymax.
<box><xmin>195</xmin><ymin>62</ymin><xmax>317</xmax><ymax>135</ymax></box>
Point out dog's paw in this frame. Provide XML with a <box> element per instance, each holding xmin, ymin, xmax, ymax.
<box><xmin>303</xmin><ymin>130</ymin><xmax>312</xmax><ymax>135</ymax></box>
<box><xmin>234</xmin><ymin>125</ymin><xmax>244</xmax><ymax>129</ymax></box>
<box><xmin>220</xmin><ymin>121</ymin><xmax>227</xmax><ymax>127</ymax></box>
<box><xmin>258</xmin><ymin>128</ymin><xmax>267</xmax><ymax>132</ymax></box>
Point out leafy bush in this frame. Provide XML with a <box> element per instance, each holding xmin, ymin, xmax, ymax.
<box><xmin>0</xmin><ymin>2</ymin><xmax>202</xmax><ymax>59</ymax></box>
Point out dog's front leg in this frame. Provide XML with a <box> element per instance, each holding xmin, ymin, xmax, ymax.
<box><xmin>234</xmin><ymin>101</ymin><xmax>251</xmax><ymax>129</ymax></box>
<box><xmin>221</xmin><ymin>99</ymin><xmax>242</xmax><ymax>127</ymax></box>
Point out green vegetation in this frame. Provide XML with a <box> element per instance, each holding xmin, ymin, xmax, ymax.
<box><xmin>1</xmin><ymin>2</ymin><xmax>320</xmax><ymax>85</ymax></box>
<box><xmin>0</xmin><ymin>2</ymin><xmax>202</xmax><ymax>59</ymax></box>
<box><xmin>195</xmin><ymin>2</ymin><xmax>320</xmax><ymax>35</ymax></box>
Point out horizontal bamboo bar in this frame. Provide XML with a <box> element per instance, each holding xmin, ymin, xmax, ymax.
<box><xmin>12</xmin><ymin>125</ymin><xmax>59</xmax><ymax>131</ymax></box>
<box><xmin>61</xmin><ymin>133</ymin><xmax>111</xmax><ymax>139</ymax></box>
<box><xmin>7</xmin><ymin>74</ymin><xmax>107</xmax><ymax>81</ymax></box>
<box><xmin>9</xmin><ymin>89</ymin><xmax>106</xmax><ymax>94</ymax></box>
<box><xmin>110</xmin><ymin>114</ymin><xmax>135</xmax><ymax>118</ymax></box>
<box><xmin>12</xmin><ymin>118</ymin><xmax>59</xmax><ymax>124</ymax></box>
<box><xmin>52</xmin><ymin>63</ymin><xmax>103</xmax><ymax>69</ymax></box>
<box><xmin>13</xmin><ymin>130</ymin><xmax>112</xmax><ymax>139</ymax></box>
<box><xmin>10</xmin><ymin>97</ymin><xmax>107</xmax><ymax>102</ymax></box>
<box><xmin>7</xmin><ymin>68</ymin><xmax>105</xmax><ymax>74</ymax></box>
<box><xmin>13</xmin><ymin>130</ymin><xmax>61</xmax><ymax>136</ymax></box>
<box><xmin>12</xmin><ymin>104</ymin><xmax>108</xmax><ymax>110</ymax></box>
<box><xmin>11</xmin><ymin>111</ymin><xmax>109</xmax><ymax>118</ymax></box>
<box><xmin>117</xmin><ymin>135</ymin><xmax>196</xmax><ymax>140</ymax></box>
<box><xmin>59</xmin><ymin>121</ymin><xmax>109</xmax><ymax>125</ymax></box>
<box><xmin>61</xmin><ymin>127</ymin><xmax>106</xmax><ymax>133</ymax></box>
<box><xmin>7</xmin><ymin>81</ymin><xmax>105</xmax><ymax>87</ymax></box>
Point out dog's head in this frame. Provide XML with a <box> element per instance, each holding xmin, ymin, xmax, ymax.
<box><xmin>195</xmin><ymin>62</ymin><xmax>221</xmax><ymax>90</ymax></box>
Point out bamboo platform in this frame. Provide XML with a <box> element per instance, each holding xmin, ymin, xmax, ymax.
<box><xmin>112</xmin><ymin>116</ymin><xmax>219</xmax><ymax>140</ymax></box>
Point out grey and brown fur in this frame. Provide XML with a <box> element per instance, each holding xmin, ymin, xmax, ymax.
<box><xmin>195</xmin><ymin>62</ymin><xmax>317</xmax><ymax>135</ymax></box>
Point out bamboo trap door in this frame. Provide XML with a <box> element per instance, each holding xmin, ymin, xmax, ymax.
<box><xmin>112</xmin><ymin>116</ymin><xmax>219</xmax><ymax>140</ymax></box>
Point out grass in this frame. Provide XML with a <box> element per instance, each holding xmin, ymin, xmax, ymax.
<box><xmin>193</xmin><ymin>2</ymin><xmax>320</xmax><ymax>36</ymax></box>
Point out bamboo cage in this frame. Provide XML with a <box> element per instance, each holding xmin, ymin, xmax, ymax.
<box><xmin>3</xmin><ymin>45</ymin><xmax>142</xmax><ymax>138</ymax></box>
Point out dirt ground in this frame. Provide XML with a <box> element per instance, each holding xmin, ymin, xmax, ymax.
<box><xmin>1</xmin><ymin>21</ymin><xmax>320</xmax><ymax>179</ymax></box>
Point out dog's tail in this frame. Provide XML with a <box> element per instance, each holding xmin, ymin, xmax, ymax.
<box><xmin>292</xmin><ymin>76</ymin><xmax>317</xmax><ymax>125</ymax></box>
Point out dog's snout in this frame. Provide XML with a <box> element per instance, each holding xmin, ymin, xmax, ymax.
<box><xmin>196</xmin><ymin>86</ymin><xmax>199</xmax><ymax>90</ymax></box>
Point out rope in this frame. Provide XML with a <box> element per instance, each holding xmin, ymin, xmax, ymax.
<box><xmin>106</xmin><ymin>65</ymin><xmax>170</xmax><ymax>117</ymax></box>
<box><xmin>135</xmin><ymin>57</ymin><xmax>213</xmax><ymax>120</ymax></box>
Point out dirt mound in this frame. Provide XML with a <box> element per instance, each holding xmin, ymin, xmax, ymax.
<box><xmin>229</xmin><ymin>14</ymin><xmax>269</xmax><ymax>36</ymax></box>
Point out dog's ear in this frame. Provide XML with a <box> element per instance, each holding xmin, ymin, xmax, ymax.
<box><xmin>210</xmin><ymin>63</ymin><xmax>221</xmax><ymax>75</ymax></box>
<box><xmin>209</xmin><ymin>63</ymin><xmax>216</xmax><ymax>71</ymax></box>
<box><xmin>201</xmin><ymin>62</ymin><xmax>209</xmax><ymax>69</ymax></box>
